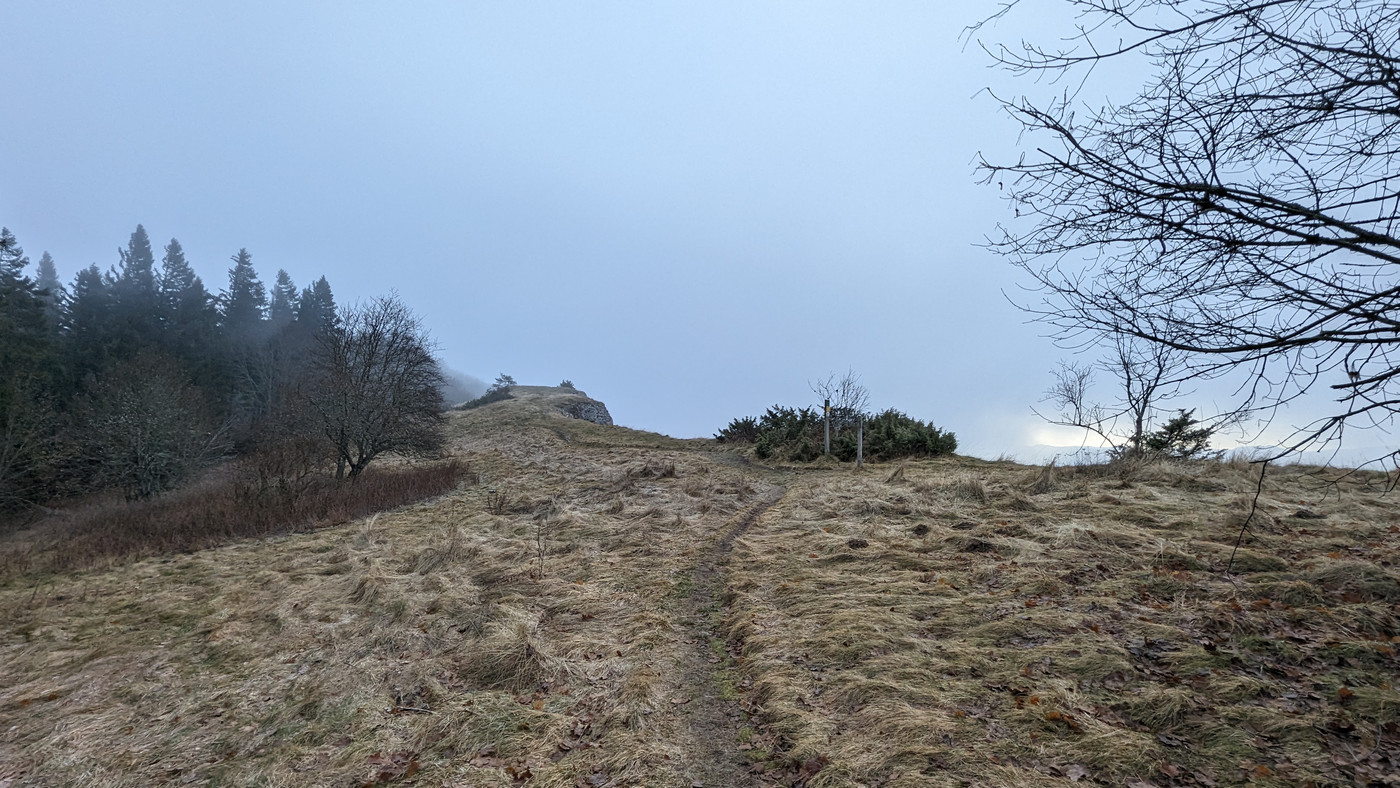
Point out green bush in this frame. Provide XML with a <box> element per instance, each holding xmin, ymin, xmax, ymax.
<box><xmin>455</xmin><ymin>386</ymin><xmax>513</xmax><ymax>411</ymax></box>
<box><xmin>1144</xmin><ymin>409</ymin><xmax>1217</xmax><ymax>459</ymax></box>
<box><xmin>716</xmin><ymin>405</ymin><xmax>956</xmax><ymax>463</ymax></box>
<box><xmin>752</xmin><ymin>405</ymin><xmax>824</xmax><ymax>461</ymax></box>
<box><xmin>834</xmin><ymin>408</ymin><xmax>956</xmax><ymax>461</ymax></box>
<box><xmin>715</xmin><ymin>416</ymin><xmax>760</xmax><ymax>444</ymax></box>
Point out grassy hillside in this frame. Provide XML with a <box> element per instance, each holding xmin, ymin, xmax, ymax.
<box><xmin>2</xmin><ymin>388</ymin><xmax>1397</xmax><ymax>787</ymax></box>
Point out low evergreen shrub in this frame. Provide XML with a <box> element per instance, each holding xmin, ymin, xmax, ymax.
<box><xmin>833</xmin><ymin>408</ymin><xmax>956</xmax><ymax>461</ymax></box>
<box><xmin>456</xmin><ymin>386</ymin><xmax>513</xmax><ymax>410</ymax></box>
<box><xmin>717</xmin><ymin>405</ymin><xmax>955</xmax><ymax>463</ymax></box>
<box><xmin>715</xmin><ymin>416</ymin><xmax>760</xmax><ymax>444</ymax></box>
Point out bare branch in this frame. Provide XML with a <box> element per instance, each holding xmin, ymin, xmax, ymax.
<box><xmin>981</xmin><ymin>0</ymin><xmax>1400</xmax><ymax>463</ymax></box>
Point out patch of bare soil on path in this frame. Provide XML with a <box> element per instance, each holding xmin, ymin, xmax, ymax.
<box><xmin>667</xmin><ymin>487</ymin><xmax>787</xmax><ymax>787</ymax></box>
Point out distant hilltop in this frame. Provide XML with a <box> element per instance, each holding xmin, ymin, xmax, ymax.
<box><xmin>455</xmin><ymin>384</ymin><xmax>613</xmax><ymax>427</ymax></box>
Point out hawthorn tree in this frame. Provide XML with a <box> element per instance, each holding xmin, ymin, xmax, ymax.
<box><xmin>309</xmin><ymin>294</ymin><xmax>445</xmax><ymax>479</ymax></box>
<box><xmin>977</xmin><ymin>0</ymin><xmax>1400</xmax><ymax>460</ymax></box>
<box><xmin>69</xmin><ymin>355</ymin><xmax>227</xmax><ymax>501</ymax></box>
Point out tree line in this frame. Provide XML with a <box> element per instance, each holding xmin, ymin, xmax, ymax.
<box><xmin>0</xmin><ymin>223</ymin><xmax>444</xmax><ymax>517</ymax></box>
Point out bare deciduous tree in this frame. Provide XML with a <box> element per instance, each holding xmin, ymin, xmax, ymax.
<box><xmin>976</xmin><ymin>0</ymin><xmax>1400</xmax><ymax>461</ymax></box>
<box><xmin>1039</xmin><ymin>335</ymin><xmax>1192</xmax><ymax>456</ymax></box>
<box><xmin>810</xmin><ymin>368</ymin><xmax>872</xmax><ymax>430</ymax></box>
<box><xmin>70</xmin><ymin>355</ymin><xmax>229</xmax><ymax>500</ymax></box>
<box><xmin>309</xmin><ymin>294</ymin><xmax>445</xmax><ymax>480</ymax></box>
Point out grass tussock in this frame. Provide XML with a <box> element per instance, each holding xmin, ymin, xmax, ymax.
<box><xmin>456</xmin><ymin>617</ymin><xmax>556</xmax><ymax>691</ymax></box>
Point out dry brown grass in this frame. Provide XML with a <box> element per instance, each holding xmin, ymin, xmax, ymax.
<box><xmin>3</xmin><ymin>394</ymin><xmax>1397</xmax><ymax>787</ymax></box>
<box><xmin>0</xmin><ymin>389</ymin><xmax>767</xmax><ymax>787</ymax></box>
<box><xmin>726</xmin><ymin>456</ymin><xmax>1400</xmax><ymax>786</ymax></box>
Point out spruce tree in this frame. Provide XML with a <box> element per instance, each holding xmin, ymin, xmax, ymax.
<box><xmin>1</xmin><ymin>227</ymin><xmax>29</xmax><ymax>280</ymax></box>
<box><xmin>159</xmin><ymin>239</ymin><xmax>214</xmax><ymax>330</ymax></box>
<box><xmin>35</xmin><ymin>251</ymin><xmax>64</xmax><ymax>329</ymax></box>
<box><xmin>108</xmin><ymin>224</ymin><xmax>162</xmax><ymax>356</ymax></box>
<box><xmin>269</xmin><ymin>269</ymin><xmax>297</xmax><ymax>328</ymax></box>
<box><xmin>295</xmin><ymin>275</ymin><xmax>338</xmax><ymax>335</ymax></box>
<box><xmin>157</xmin><ymin>238</ymin><xmax>218</xmax><ymax>372</ymax></box>
<box><xmin>65</xmin><ymin>264</ymin><xmax>114</xmax><ymax>384</ymax></box>
<box><xmin>222</xmin><ymin>248</ymin><xmax>267</xmax><ymax>340</ymax></box>
<box><xmin>0</xmin><ymin>228</ymin><xmax>58</xmax><ymax>511</ymax></box>
<box><xmin>115</xmin><ymin>224</ymin><xmax>157</xmax><ymax>296</ymax></box>
<box><xmin>157</xmin><ymin>238</ymin><xmax>200</xmax><ymax>310</ymax></box>
<box><xmin>0</xmin><ymin>228</ymin><xmax>50</xmax><ymax>373</ymax></box>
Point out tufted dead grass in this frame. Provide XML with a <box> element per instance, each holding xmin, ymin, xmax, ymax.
<box><xmin>726</xmin><ymin>456</ymin><xmax>1400</xmax><ymax>787</ymax></box>
<box><xmin>0</xmin><ymin>389</ymin><xmax>766</xmax><ymax>787</ymax></box>
<box><xmin>2</xmin><ymin>390</ymin><xmax>1397</xmax><ymax>787</ymax></box>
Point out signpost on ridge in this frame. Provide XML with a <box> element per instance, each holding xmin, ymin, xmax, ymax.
<box><xmin>857</xmin><ymin>415</ymin><xmax>864</xmax><ymax>469</ymax></box>
<box><xmin>824</xmin><ymin>399</ymin><xmax>830</xmax><ymax>456</ymax></box>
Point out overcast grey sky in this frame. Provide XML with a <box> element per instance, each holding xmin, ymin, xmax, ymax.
<box><xmin>2</xmin><ymin>1</ymin><xmax>1387</xmax><ymax>461</ymax></box>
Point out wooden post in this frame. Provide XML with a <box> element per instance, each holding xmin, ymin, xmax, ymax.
<box><xmin>857</xmin><ymin>415</ymin><xmax>864</xmax><ymax>469</ymax></box>
<box><xmin>824</xmin><ymin>399</ymin><xmax>830</xmax><ymax>456</ymax></box>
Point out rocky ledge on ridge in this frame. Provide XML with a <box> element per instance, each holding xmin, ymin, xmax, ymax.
<box><xmin>558</xmin><ymin>396</ymin><xmax>613</xmax><ymax>426</ymax></box>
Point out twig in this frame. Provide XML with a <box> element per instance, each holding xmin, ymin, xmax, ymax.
<box><xmin>1227</xmin><ymin>459</ymin><xmax>1269</xmax><ymax>574</ymax></box>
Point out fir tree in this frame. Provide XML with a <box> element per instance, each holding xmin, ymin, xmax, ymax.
<box><xmin>65</xmin><ymin>264</ymin><xmax>114</xmax><ymax>384</ymax></box>
<box><xmin>159</xmin><ymin>239</ymin><xmax>215</xmax><ymax>329</ymax></box>
<box><xmin>0</xmin><ymin>228</ymin><xmax>50</xmax><ymax>373</ymax></box>
<box><xmin>115</xmin><ymin>224</ymin><xmax>157</xmax><ymax>297</ymax></box>
<box><xmin>222</xmin><ymin>248</ymin><xmax>267</xmax><ymax>339</ymax></box>
<box><xmin>0</xmin><ymin>227</ymin><xmax>29</xmax><ymax>281</ymax></box>
<box><xmin>295</xmin><ymin>275</ymin><xmax>337</xmax><ymax>335</ymax></box>
<box><xmin>35</xmin><ymin>251</ymin><xmax>65</xmax><ymax>329</ymax></box>
<box><xmin>108</xmin><ymin>224</ymin><xmax>162</xmax><ymax>356</ymax></box>
<box><xmin>157</xmin><ymin>238</ymin><xmax>218</xmax><ymax>371</ymax></box>
<box><xmin>157</xmin><ymin>238</ymin><xmax>201</xmax><ymax>311</ymax></box>
<box><xmin>269</xmin><ymin>269</ymin><xmax>297</xmax><ymax>328</ymax></box>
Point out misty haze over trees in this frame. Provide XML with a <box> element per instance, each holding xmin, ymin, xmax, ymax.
<box><xmin>0</xmin><ymin>224</ymin><xmax>449</xmax><ymax>517</ymax></box>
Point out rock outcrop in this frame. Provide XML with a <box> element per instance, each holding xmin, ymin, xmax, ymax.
<box><xmin>559</xmin><ymin>398</ymin><xmax>613</xmax><ymax>426</ymax></box>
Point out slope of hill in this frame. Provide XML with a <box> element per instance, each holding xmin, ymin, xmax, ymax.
<box><xmin>2</xmin><ymin>387</ymin><xmax>1397</xmax><ymax>787</ymax></box>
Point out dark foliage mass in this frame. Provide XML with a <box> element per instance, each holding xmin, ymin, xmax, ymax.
<box><xmin>753</xmin><ymin>405</ymin><xmax>827</xmax><ymax>462</ymax></box>
<box><xmin>454</xmin><ymin>374</ymin><xmax>516</xmax><ymax>411</ymax></box>
<box><xmin>455</xmin><ymin>387</ymin><xmax>514</xmax><ymax>410</ymax></box>
<box><xmin>0</xmin><ymin>223</ymin><xmax>451</xmax><ymax>524</ymax></box>
<box><xmin>718</xmin><ymin>404</ymin><xmax>956</xmax><ymax>462</ymax></box>
<box><xmin>715</xmin><ymin>415</ymin><xmax>760</xmax><ymax>444</ymax></box>
<box><xmin>844</xmin><ymin>408</ymin><xmax>958</xmax><ymax>461</ymax></box>
<box><xmin>1144</xmin><ymin>409</ymin><xmax>1218</xmax><ymax>461</ymax></box>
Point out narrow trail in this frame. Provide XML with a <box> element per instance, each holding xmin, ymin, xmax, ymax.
<box><xmin>670</xmin><ymin>486</ymin><xmax>787</xmax><ymax>787</ymax></box>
